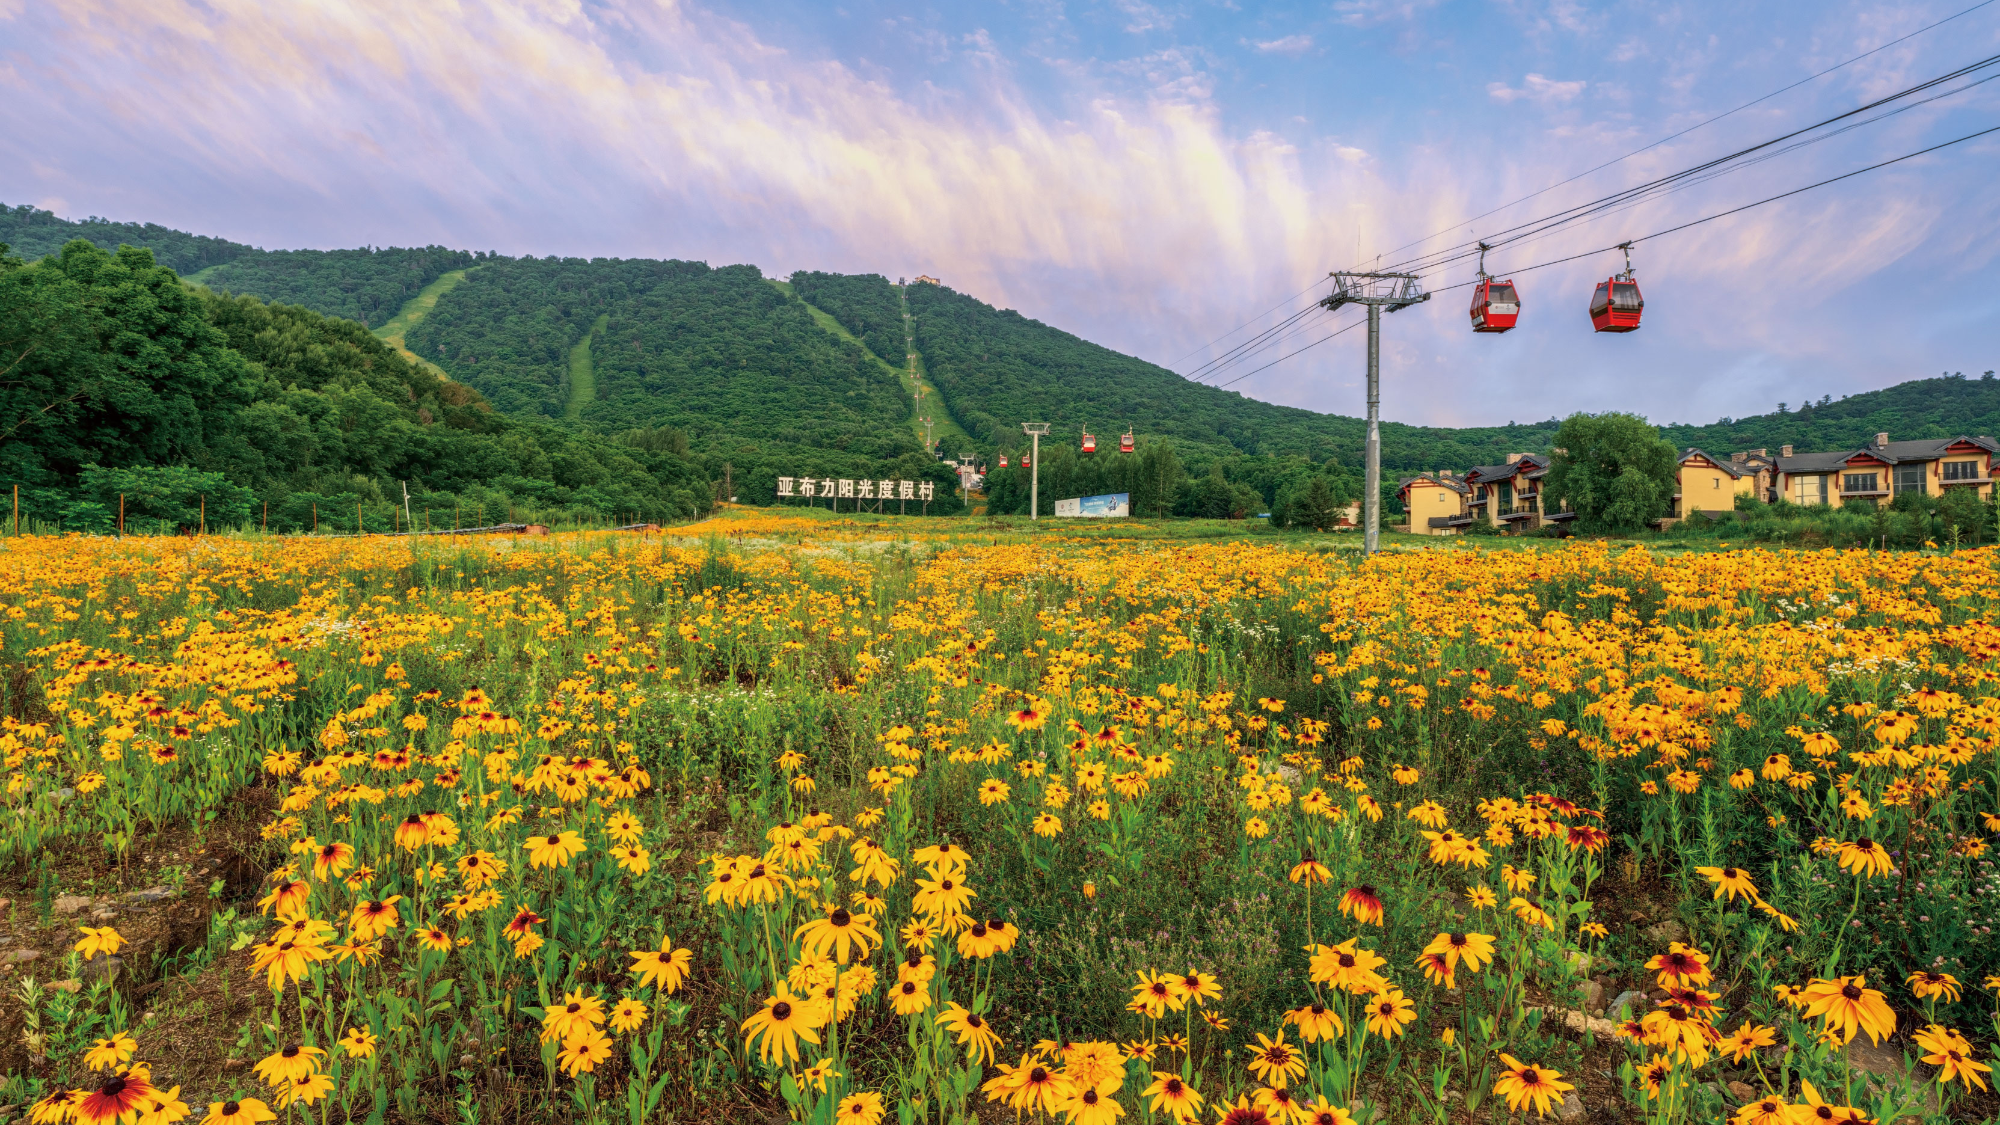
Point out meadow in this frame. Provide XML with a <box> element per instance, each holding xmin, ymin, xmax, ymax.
<box><xmin>3</xmin><ymin>509</ymin><xmax>1999</xmax><ymax>1125</ymax></box>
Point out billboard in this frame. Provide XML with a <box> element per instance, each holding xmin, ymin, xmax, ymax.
<box><xmin>1054</xmin><ymin>493</ymin><xmax>1130</xmax><ymax>518</ymax></box>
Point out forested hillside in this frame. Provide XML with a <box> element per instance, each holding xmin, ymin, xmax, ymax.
<box><xmin>196</xmin><ymin>246</ymin><xmax>487</xmax><ymax>328</ymax></box>
<box><xmin>398</xmin><ymin>256</ymin><xmax>955</xmax><ymax>506</ymax></box>
<box><xmin>1</xmin><ymin>202</ymin><xmax>256</xmax><ymax>273</ymax></box>
<box><xmin>0</xmin><ymin>240</ymin><xmax>718</xmax><ymax>531</ymax></box>
<box><xmin>1</xmin><ymin>204</ymin><xmax>492</xmax><ymax>329</ymax></box>
<box><xmin>790</xmin><ymin>271</ymin><xmax>909</xmax><ymax>375</ymax></box>
<box><xmin>8</xmin><ymin>202</ymin><xmax>1992</xmax><ymax>525</ymax></box>
<box><xmin>1662</xmin><ymin>372</ymin><xmax>2000</xmax><ymax>453</ymax></box>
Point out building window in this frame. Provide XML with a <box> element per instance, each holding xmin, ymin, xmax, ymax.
<box><xmin>1712</xmin><ymin>477</ymin><xmax>1720</xmax><ymax>489</ymax></box>
<box><xmin>1793</xmin><ymin>476</ymin><xmax>1827</xmax><ymax>505</ymax></box>
<box><xmin>1894</xmin><ymin>465</ymin><xmax>1924</xmax><ymax>495</ymax></box>
<box><xmin>1843</xmin><ymin>472</ymin><xmax>1878</xmax><ymax>494</ymax></box>
<box><xmin>1943</xmin><ymin>460</ymin><xmax>1983</xmax><ymax>482</ymax></box>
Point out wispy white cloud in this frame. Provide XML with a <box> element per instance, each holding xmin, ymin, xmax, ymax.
<box><xmin>1487</xmin><ymin>73</ymin><xmax>1587</xmax><ymax>104</ymax></box>
<box><xmin>1246</xmin><ymin>34</ymin><xmax>1313</xmax><ymax>55</ymax></box>
<box><xmin>0</xmin><ymin>0</ymin><xmax>1990</xmax><ymax>430</ymax></box>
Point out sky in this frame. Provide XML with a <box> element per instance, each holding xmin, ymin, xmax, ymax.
<box><xmin>3</xmin><ymin>0</ymin><xmax>1998</xmax><ymax>431</ymax></box>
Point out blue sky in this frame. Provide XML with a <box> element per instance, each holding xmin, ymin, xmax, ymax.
<box><xmin>3</xmin><ymin>0</ymin><xmax>1996</xmax><ymax>431</ymax></box>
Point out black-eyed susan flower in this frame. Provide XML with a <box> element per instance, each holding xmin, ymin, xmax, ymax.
<box><xmin>1363</xmin><ymin>989</ymin><xmax>1416</xmax><ymax>1039</ymax></box>
<box><xmin>1141</xmin><ymin>1071</ymin><xmax>1204</xmax><ymax>1122</ymax></box>
<box><xmin>1245</xmin><ymin>1030</ymin><xmax>1306</xmax><ymax>1088</ymax></box>
<box><xmin>337</xmin><ymin>1027</ymin><xmax>378</xmax><ymax>1058</ymax></box>
<box><xmin>608</xmin><ymin>997</ymin><xmax>647</xmax><ymax>1033</ymax></box>
<box><xmin>252</xmin><ymin>1044</ymin><xmax>324</xmax><ymax>1088</ymax></box>
<box><xmin>74</xmin><ymin>1066</ymin><xmax>157</xmax><ymax>1125</ymax></box>
<box><xmin>82</xmin><ymin>1033</ymin><xmax>136</xmax><ymax>1073</ymax></box>
<box><xmin>1915</xmin><ymin>1024</ymin><xmax>1991</xmax><ymax>1091</ymax></box>
<box><xmin>1694</xmin><ymin>865</ymin><xmax>1758</xmax><ymax>903</ymax></box>
<box><xmin>1299</xmin><ymin>1097</ymin><xmax>1358</xmax><ymax>1125</ymax></box>
<box><xmin>1799</xmin><ymin>975</ymin><xmax>1896</xmax><ymax>1045</ymax></box>
<box><xmin>349</xmin><ymin>897</ymin><xmax>402</xmax><ymax>942</ymax></box>
<box><xmin>1336</xmin><ymin>885</ymin><xmax>1382</xmax><ymax>925</ymax></box>
<box><xmin>557</xmin><ymin>1030</ymin><xmax>614</xmax><ymax>1076</ymax></box>
<box><xmin>1169</xmin><ymin>969</ymin><xmax>1220</xmax><ymax>1007</ymax></box>
<box><xmin>627</xmin><ymin>935</ymin><xmax>691</xmax><ymax>993</ymax></box>
<box><xmin>1908</xmin><ymin>970</ymin><xmax>1962</xmax><ymax>1004</ymax></box>
<box><xmin>796</xmin><ymin>906</ymin><xmax>881</xmax><ymax>964</ymax></box>
<box><xmin>203</xmin><ymin>1098</ymin><xmax>275</xmax><ymax>1125</ymax></box>
<box><xmin>833</xmin><ymin>1091</ymin><xmax>885</xmax><ymax>1125</ymax></box>
<box><xmin>1491</xmin><ymin>1055</ymin><xmax>1574</xmax><ymax>1117</ymax></box>
<box><xmin>936</xmin><ymin>1002</ymin><xmax>1002</xmax><ymax>1065</ymax></box>
<box><xmin>540</xmin><ymin>990</ymin><xmax>606</xmax><ymax>1043</ymax></box>
<box><xmin>525</xmin><ymin>830</ymin><xmax>586</xmax><ymax>869</ymax></box>
<box><xmin>1834</xmin><ymin>837</ymin><xmax>1894</xmax><ymax>878</ymax></box>
<box><xmin>1645</xmin><ymin>943</ymin><xmax>1713</xmax><ymax>988</ymax></box>
<box><xmin>1719</xmin><ymin>1022</ymin><xmax>1776</xmax><ymax>1064</ymax></box>
<box><xmin>274</xmin><ymin>1072</ymin><xmax>334</xmax><ymax>1109</ymax></box>
<box><xmin>740</xmin><ymin>987</ymin><xmax>823</xmax><ymax>1065</ymax></box>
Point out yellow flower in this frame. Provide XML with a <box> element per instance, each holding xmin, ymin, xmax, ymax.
<box><xmin>74</xmin><ymin>926</ymin><xmax>128</xmax><ymax>959</ymax></box>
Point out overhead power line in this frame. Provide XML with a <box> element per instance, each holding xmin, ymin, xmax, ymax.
<box><xmin>1420</xmin><ymin>119</ymin><xmax>2000</xmax><ymax>296</ymax></box>
<box><xmin>1172</xmin><ymin>4</ymin><xmax>1994</xmax><ymax>377</ymax></box>
<box><xmin>1380</xmin><ymin>50</ymin><xmax>2000</xmax><ymax>278</ymax></box>
<box><xmin>1367</xmin><ymin>0</ymin><xmax>2000</xmax><ymax>268</ymax></box>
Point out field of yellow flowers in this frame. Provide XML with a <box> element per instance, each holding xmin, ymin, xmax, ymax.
<box><xmin>4</xmin><ymin>509</ymin><xmax>2000</xmax><ymax>1125</ymax></box>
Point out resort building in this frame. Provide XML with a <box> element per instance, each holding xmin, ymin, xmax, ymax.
<box><xmin>1773</xmin><ymin>434</ymin><xmax>1998</xmax><ymax>508</ymax></box>
<box><xmin>1399</xmin><ymin>472</ymin><xmax>1471</xmax><ymax>535</ymax></box>
<box><xmin>1672</xmin><ymin>448</ymin><xmax>1756</xmax><ymax>517</ymax></box>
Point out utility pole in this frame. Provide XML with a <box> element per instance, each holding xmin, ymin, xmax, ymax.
<box><xmin>1022</xmin><ymin>423</ymin><xmax>1050</xmax><ymax>520</ymax></box>
<box><xmin>402</xmin><ymin>481</ymin><xmax>413</xmax><ymax>534</ymax></box>
<box><xmin>922</xmin><ymin>415</ymin><xmax>934</xmax><ymax>451</ymax></box>
<box><xmin>1320</xmin><ymin>271</ymin><xmax>1428</xmax><ymax>556</ymax></box>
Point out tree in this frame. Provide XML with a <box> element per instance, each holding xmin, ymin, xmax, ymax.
<box><xmin>1542</xmin><ymin>413</ymin><xmax>1678</xmax><ymax>533</ymax></box>
<box><xmin>1290</xmin><ymin>476</ymin><xmax>1341</xmax><ymax>531</ymax></box>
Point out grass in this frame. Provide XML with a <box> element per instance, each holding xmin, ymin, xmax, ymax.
<box><xmin>372</xmin><ymin>267</ymin><xmax>474</xmax><ymax>374</ymax></box>
<box><xmin>564</xmin><ymin>313</ymin><xmax>609</xmax><ymax>423</ymax></box>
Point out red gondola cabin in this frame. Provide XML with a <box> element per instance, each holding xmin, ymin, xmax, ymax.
<box><xmin>1469</xmin><ymin>277</ymin><xmax>1520</xmax><ymax>333</ymax></box>
<box><xmin>1119</xmin><ymin>431</ymin><xmax>1135</xmax><ymax>453</ymax></box>
<box><xmin>998</xmin><ymin>454</ymin><xmax>1009</xmax><ymax>468</ymax></box>
<box><xmin>1021</xmin><ymin>454</ymin><xmax>1031</xmax><ymax>469</ymax></box>
<box><xmin>1589</xmin><ymin>276</ymin><xmax>1643</xmax><ymax>332</ymax></box>
<box><xmin>1081</xmin><ymin>430</ymin><xmax>1097</xmax><ymax>454</ymax></box>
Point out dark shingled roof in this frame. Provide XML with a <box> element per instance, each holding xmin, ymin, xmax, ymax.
<box><xmin>1680</xmin><ymin>448</ymin><xmax>1747</xmax><ymax>478</ymax></box>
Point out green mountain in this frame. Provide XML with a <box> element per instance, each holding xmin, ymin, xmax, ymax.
<box><xmin>0</xmin><ymin>203</ymin><xmax>257</xmax><ymax>273</ymax></box>
<box><xmin>0</xmin><ymin>240</ymin><xmax>718</xmax><ymax>531</ymax></box>
<box><xmin>0</xmin><ymin>204</ymin><xmax>483</xmax><ymax>329</ymax></box>
<box><xmin>7</xmin><ymin>201</ymin><xmax>1991</xmax><ymax>522</ymax></box>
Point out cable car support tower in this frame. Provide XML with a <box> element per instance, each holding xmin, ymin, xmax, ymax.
<box><xmin>1320</xmin><ymin>271</ymin><xmax>1428</xmax><ymax>556</ymax></box>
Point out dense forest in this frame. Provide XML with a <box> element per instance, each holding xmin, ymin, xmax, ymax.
<box><xmin>402</xmin><ymin>256</ymin><xmax>959</xmax><ymax>508</ymax></box>
<box><xmin>790</xmin><ymin>270</ymin><xmax>909</xmax><ymax>377</ymax></box>
<box><xmin>196</xmin><ymin>246</ymin><xmax>486</xmax><ymax>328</ymax></box>
<box><xmin>0</xmin><ymin>204</ymin><xmax>488</xmax><ymax>329</ymax></box>
<box><xmin>0</xmin><ymin>203</ymin><xmax>258</xmax><ymax>273</ymax></box>
<box><xmin>4</xmin><ymin>202</ymin><xmax>1990</xmax><ymax>528</ymax></box>
<box><xmin>1661</xmin><ymin>371</ymin><xmax>2000</xmax><ymax>454</ymax></box>
<box><xmin>0</xmin><ymin>240</ymin><xmax>719</xmax><ymax>531</ymax></box>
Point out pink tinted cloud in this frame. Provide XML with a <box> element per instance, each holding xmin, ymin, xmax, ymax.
<box><xmin>0</xmin><ymin>0</ymin><xmax>1993</xmax><ymax>430</ymax></box>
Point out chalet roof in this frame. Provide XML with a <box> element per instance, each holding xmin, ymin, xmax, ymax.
<box><xmin>1773</xmin><ymin>450</ymin><xmax>1852</xmax><ymax>473</ymax></box>
<box><xmin>1680</xmin><ymin>448</ymin><xmax>1747</xmax><ymax>478</ymax></box>
<box><xmin>1399</xmin><ymin>473</ymin><xmax>1470</xmax><ymax>496</ymax></box>
<box><xmin>1873</xmin><ymin>436</ymin><xmax>2000</xmax><ymax>461</ymax></box>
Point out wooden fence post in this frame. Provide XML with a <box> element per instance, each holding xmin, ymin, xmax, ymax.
<box><xmin>200</xmin><ymin>495</ymin><xmax>206</xmax><ymax>535</ymax></box>
<box><xmin>119</xmin><ymin>493</ymin><xmax>125</xmax><ymax>536</ymax></box>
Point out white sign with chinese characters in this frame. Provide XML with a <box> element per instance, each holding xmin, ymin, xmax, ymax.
<box><xmin>776</xmin><ymin>477</ymin><xmax>935</xmax><ymax>509</ymax></box>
